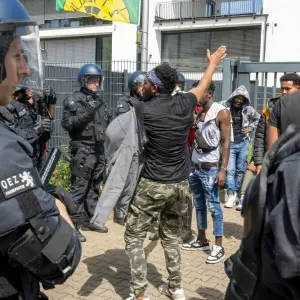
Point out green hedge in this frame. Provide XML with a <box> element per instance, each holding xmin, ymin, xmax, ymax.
<box><xmin>49</xmin><ymin>145</ymin><xmax>71</xmax><ymax>190</ymax></box>
<box><xmin>49</xmin><ymin>158</ymin><xmax>71</xmax><ymax>190</ymax></box>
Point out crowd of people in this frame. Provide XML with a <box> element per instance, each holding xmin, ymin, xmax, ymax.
<box><xmin>1</xmin><ymin>1</ymin><xmax>300</xmax><ymax>300</ymax></box>
<box><xmin>62</xmin><ymin>63</ymin><xmax>300</xmax><ymax>300</ymax></box>
<box><xmin>224</xmin><ymin>73</ymin><xmax>300</xmax><ymax>300</ymax></box>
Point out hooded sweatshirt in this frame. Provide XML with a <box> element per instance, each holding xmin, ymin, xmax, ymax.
<box><xmin>220</xmin><ymin>85</ymin><xmax>260</xmax><ymax>142</ymax></box>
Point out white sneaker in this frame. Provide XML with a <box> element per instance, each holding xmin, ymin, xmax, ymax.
<box><xmin>158</xmin><ymin>284</ymin><xmax>186</xmax><ymax>300</ymax></box>
<box><xmin>206</xmin><ymin>245</ymin><xmax>225</xmax><ymax>264</ymax></box>
<box><xmin>181</xmin><ymin>239</ymin><xmax>210</xmax><ymax>251</ymax></box>
<box><xmin>235</xmin><ymin>194</ymin><xmax>240</xmax><ymax>206</ymax></box>
<box><xmin>225</xmin><ymin>193</ymin><xmax>236</xmax><ymax>208</ymax></box>
<box><xmin>236</xmin><ymin>203</ymin><xmax>242</xmax><ymax>211</ymax></box>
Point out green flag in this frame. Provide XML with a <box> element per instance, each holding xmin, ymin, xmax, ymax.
<box><xmin>56</xmin><ymin>0</ymin><xmax>141</xmax><ymax>25</ymax></box>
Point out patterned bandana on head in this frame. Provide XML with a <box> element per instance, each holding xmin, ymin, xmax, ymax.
<box><xmin>147</xmin><ymin>70</ymin><xmax>165</xmax><ymax>89</ymax></box>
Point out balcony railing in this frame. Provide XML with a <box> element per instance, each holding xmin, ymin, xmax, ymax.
<box><xmin>155</xmin><ymin>0</ymin><xmax>263</xmax><ymax>22</ymax></box>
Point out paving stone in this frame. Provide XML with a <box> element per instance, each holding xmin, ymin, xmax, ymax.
<box><xmin>42</xmin><ymin>208</ymin><xmax>242</xmax><ymax>299</ymax></box>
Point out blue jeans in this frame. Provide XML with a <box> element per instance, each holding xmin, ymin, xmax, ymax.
<box><xmin>226</xmin><ymin>140</ymin><xmax>249</xmax><ymax>195</ymax></box>
<box><xmin>189</xmin><ymin>167</ymin><xmax>223</xmax><ymax>237</ymax></box>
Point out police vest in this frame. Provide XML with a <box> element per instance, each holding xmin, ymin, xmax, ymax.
<box><xmin>6</xmin><ymin>100</ymin><xmax>42</xmax><ymax>168</ymax></box>
<box><xmin>69</xmin><ymin>91</ymin><xmax>107</xmax><ymax>143</ymax></box>
<box><xmin>6</xmin><ymin>100</ymin><xmax>37</xmax><ymax>129</ymax></box>
<box><xmin>0</xmin><ymin>120</ymin><xmax>81</xmax><ymax>297</ymax></box>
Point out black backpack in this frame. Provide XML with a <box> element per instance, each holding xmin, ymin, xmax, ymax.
<box><xmin>224</xmin><ymin>125</ymin><xmax>300</xmax><ymax>300</ymax></box>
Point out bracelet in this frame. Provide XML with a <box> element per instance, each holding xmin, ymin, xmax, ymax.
<box><xmin>221</xmin><ymin>167</ymin><xmax>227</xmax><ymax>171</ymax></box>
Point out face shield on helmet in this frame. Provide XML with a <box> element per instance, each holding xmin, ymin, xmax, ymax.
<box><xmin>82</xmin><ymin>75</ymin><xmax>104</xmax><ymax>92</ymax></box>
<box><xmin>0</xmin><ymin>22</ymin><xmax>43</xmax><ymax>91</ymax></box>
<box><xmin>132</xmin><ymin>74</ymin><xmax>146</xmax><ymax>88</ymax></box>
<box><xmin>129</xmin><ymin>73</ymin><xmax>146</xmax><ymax>97</ymax></box>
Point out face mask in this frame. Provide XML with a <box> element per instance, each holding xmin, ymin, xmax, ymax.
<box><xmin>232</xmin><ymin>101</ymin><xmax>243</xmax><ymax>109</ymax></box>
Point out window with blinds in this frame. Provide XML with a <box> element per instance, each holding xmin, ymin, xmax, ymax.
<box><xmin>161</xmin><ymin>26</ymin><xmax>261</xmax><ymax>70</ymax></box>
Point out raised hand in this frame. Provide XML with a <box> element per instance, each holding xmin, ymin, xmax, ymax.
<box><xmin>207</xmin><ymin>45</ymin><xmax>227</xmax><ymax>66</ymax></box>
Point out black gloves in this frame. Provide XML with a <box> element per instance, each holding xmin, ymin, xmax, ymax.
<box><xmin>34</xmin><ymin>116</ymin><xmax>53</xmax><ymax>136</ymax></box>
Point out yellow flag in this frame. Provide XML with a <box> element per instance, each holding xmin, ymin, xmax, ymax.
<box><xmin>56</xmin><ymin>0</ymin><xmax>140</xmax><ymax>25</ymax></box>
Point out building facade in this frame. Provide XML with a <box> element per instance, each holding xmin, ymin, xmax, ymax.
<box><xmin>21</xmin><ymin>0</ymin><xmax>138</xmax><ymax>64</ymax></box>
<box><xmin>18</xmin><ymin>0</ymin><xmax>300</xmax><ymax>147</ymax></box>
<box><xmin>20</xmin><ymin>0</ymin><xmax>299</xmax><ymax>66</ymax></box>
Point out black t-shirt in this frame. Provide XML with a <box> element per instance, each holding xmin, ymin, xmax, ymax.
<box><xmin>269</xmin><ymin>91</ymin><xmax>300</xmax><ymax>134</ymax></box>
<box><xmin>142</xmin><ymin>92</ymin><xmax>197</xmax><ymax>183</ymax></box>
<box><xmin>231</xmin><ymin>107</ymin><xmax>245</xmax><ymax>142</ymax></box>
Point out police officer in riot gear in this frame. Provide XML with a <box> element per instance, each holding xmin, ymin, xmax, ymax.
<box><xmin>115</xmin><ymin>71</ymin><xmax>145</xmax><ymax>116</ymax></box>
<box><xmin>0</xmin><ymin>87</ymin><xmax>52</xmax><ymax>169</ymax></box>
<box><xmin>0</xmin><ymin>1</ymin><xmax>81</xmax><ymax>299</ymax></box>
<box><xmin>225</xmin><ymin>125</ymin><xmax>300</xmax><ymax>300</ymax></box>
<box><xmin>171</xmin><ymin>72</ymin><xmax>185</xmax><ymax>96</ymax></box>
<box><xmin>62</xmin><ymin>63</ymin><xmax>112</xmax><ymax>241</ymax></box>
<box><xmin>177</xmin><ymin>72</ymin><xmax>185</xmax><ymax>91</ymax></box>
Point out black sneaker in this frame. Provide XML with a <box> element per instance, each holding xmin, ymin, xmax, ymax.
<box><xmin>76</xmin><ymin>231</ymin><xmax>86</xmax><ymax>243</ymax></box>
<box><xmin>114</xmin><ymin>217</ymin><xmax>125</xmax><ymax>226</ymax></box>
<box><xmin>206</xmin><ymin>245</ymin><xmax>225</xmax><ymax>264</ymax></box>
<box><xmin>83</xmin><ymin>222</ymin><xmax>108</xmax><ymax>233</ymax></box>
<box><xmin>74</xmin><ymin>224</ymin><xmax>86</xmax><ymax>242</ymax></box>
<box><xmin>38</xmin><ymin>292</ymin><xmax>49</xmax><ymax>300</ymax></box>
<box><xmin>181</xmin><ymin>239</ymin><xmax>210</xmax><ymax>251</ymax></box>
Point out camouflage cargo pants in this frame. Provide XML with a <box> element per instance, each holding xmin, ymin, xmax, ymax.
<box><xmin>124</xmin><ymin>177</ymin><xmax>191</xmax><ymax>297</ymax></box>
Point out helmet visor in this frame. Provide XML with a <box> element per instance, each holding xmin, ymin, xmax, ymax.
<box><xmin>84</xmin><ymin>75</ymin><xmax>104</xmax><ymax>91</ymax></box>
<box><xmin>0</xmin><ymin>22</ymin><xmax>43</xmax><ymax>91</ymax></box>
<box><xmin>133</xmin><ymin>74</ymin><xmax>146</xmax><ymax>87</ymax></box>
<box><xmin>17</xmin><ymin>24</ymin><xmax>43</xmax><ymax>90</ymax></box>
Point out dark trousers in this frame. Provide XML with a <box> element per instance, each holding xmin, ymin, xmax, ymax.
<box><xmin>0</xmin><ymin>265</ymin><xmax>40</xmax><ymax>300</ymax></box>
<box><xmin>70</xmin><ymin>142</ymin><xmax>105</xmax><ymax>223</ymax></box>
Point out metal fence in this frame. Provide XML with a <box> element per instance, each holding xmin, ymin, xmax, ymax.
<box><xmin>47</xmin><ymin>58</ymin><xmax>300</xmax><ymax>148</ymax></box>
<box><xmin>155</xmin><ymin>0</ymin><xmax>263</xmax><ymax>22</ymax></box>
<box><xmin>46</xmin><ymin>60</ymin><xmax>224</xmax><ymax>148</ymax></box>
<box><xmin>222</xmin><ymin>60</ymin><xmax>300</xmax><ymax>113</ymax></box>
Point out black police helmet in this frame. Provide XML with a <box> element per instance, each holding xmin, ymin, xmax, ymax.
<box><xmin>78</xmin><ymin>64</ymin><xmax>104</xmax><ymax>90</ymax></box>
